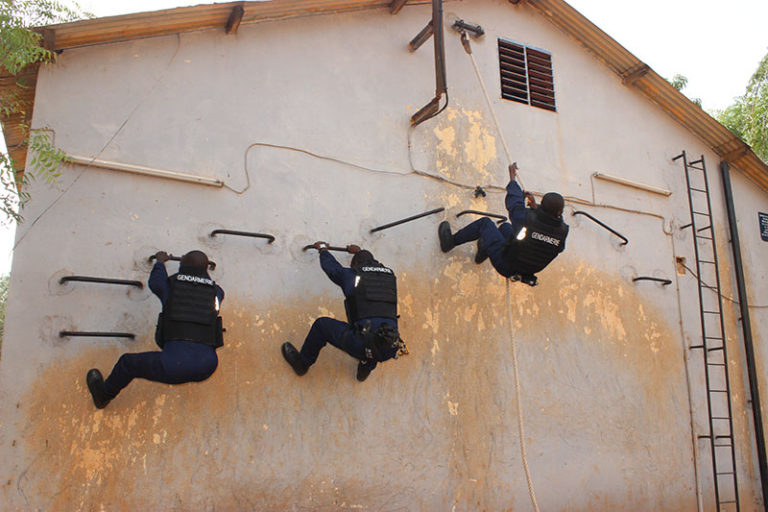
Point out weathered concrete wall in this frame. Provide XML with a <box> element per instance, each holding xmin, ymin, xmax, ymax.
<box><xmin>1</xmin><ymin>1</ymin><xmax>765</xmax><ymax>510</ymax></box>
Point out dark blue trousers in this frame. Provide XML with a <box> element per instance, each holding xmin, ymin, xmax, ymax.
<box><xmin>103</xmin><ymin>340</ymin><xmax>218</xmax><ymax>398</ymax></box>
<box><xmin>299</xmin><ymin>317</ymin><xmax>377</xmax><ymax>372</ymax></box>
<box><xmin>453</xmin><ymin>217</ymin><xmax>517</xmax><ymax>277</ymax></box>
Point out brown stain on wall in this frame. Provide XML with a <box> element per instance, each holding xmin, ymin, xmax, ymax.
<box><xmin>9</xmin><ymin>255</ymin><xmax>697</xmax><ymax>511</ymax></box>
<box><xmin>4</xmin><ymin>107</ymin><xmax>703</xmax><ymax>511</ymax></box>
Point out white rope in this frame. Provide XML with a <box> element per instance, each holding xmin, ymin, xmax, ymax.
<box><xmin>465</xmin><ymin>39</ymin><xmax>526</xmax><ymax>191</ymax></box>
<box><xmin>506</xmin><ymin>278</ymin><xmax>541</xmax><ymax>512</ymax></box>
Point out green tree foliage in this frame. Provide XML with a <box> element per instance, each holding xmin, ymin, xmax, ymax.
<box><xmin>0</xmin><ymin>0</ymin><xmax>90</xmax><ymax>224</ymax></box>
<box><xmin>668</xmin><ymin>73</ymin><xmax>702</xmax><ymax>108</ymax></box>
<box><xmin>0</xmin><ymin>273</ymin><xmax>9</xmax><ymax>350</ymax></box>
<box><xmin>717</xmin><ymin>51</ymin><xmax>768</xmax><ymax>163</ymax></box>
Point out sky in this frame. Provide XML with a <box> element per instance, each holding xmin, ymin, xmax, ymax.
<box><xmin>0</xmin><ymin>0</ymin><xmax>766</xmax><ymax>275</ymax></box>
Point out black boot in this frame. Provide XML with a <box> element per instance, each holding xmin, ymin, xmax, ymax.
<box><xmin>86</xmin><ymin>369</ymin><xmax>111</xmax><ymax>409</ymax></box>
<box><xmin>281</xmin><ymin>342</ymin><xmax>308</xmax><ymax>376</ymax></box>
<box><xmin>438</xmin><ymin>221</ymin><xmax>456</xmax><ymax>253</ymax></box>
<box><xmin>356</xmin><ymin>362</ymin><xmax>372</xmax><ymax>382</ymax></box>
<box><xmin>474</xmin><ymin>237</ymin><xmax>488</xmax><ymax>264</ymax></box>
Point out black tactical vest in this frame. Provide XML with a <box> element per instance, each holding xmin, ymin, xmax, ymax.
<box><xmin>155</xmin><ymin>271</ymin><xmax>223</xmax><ymax>348</ymax></box>
<box><xmin>502</xmin><ymin>208</ymin><xmax>569</xmax><ymax>275</ymax></box>
<box><xmin>344</xmin><ymin>261</ymin><xmax>398</xmax><ymax>325</ymax></box>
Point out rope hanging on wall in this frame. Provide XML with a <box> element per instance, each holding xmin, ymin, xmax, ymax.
<box><xmin>460</xmin><ymin>32</ymin><xmax>526</xmax><ymax>191</ymax></box>
<box><xmin>506</xmin><ymin>278</ymin><xmax>541</xmax><ymax>512</ymax></box>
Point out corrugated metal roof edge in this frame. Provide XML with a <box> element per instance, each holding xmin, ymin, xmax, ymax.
<box><xmin>2</xmin><ymin>0</ymin><xmax>767</xmax><ymax>193</ymax></box>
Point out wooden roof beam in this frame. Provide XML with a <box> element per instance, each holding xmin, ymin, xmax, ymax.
<box><xmin>225</xmin><ymin>4</ymin><xmax>245</xmax><ymax>34</ymax></box>
<box><xmin>621</xmin><ymin>64</ymin><xmax>650</xmax><ymax>86</ymax></box>
<box><xmin>390</xmin><ymin>0</ymin><xmax>408</xmax><ymax>14</ymax></box>
<box><xmin>721</xmin><ymin>144</ymin><xmax>750</xmax><ymax>163</ymax></box>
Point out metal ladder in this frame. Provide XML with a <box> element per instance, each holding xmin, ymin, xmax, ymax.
<box><xmin>675</xmin><ymin>151</ymin><xmax>740</xmax><ymax>511</ymax></box>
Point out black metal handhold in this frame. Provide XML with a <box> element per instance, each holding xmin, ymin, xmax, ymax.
<box><xmin>370</xmin><ymin>207</ymin><xmax>445</xmax><ymax>234</ymax></box>
<box><xmin>209</xmin><ymin>229</ymin><xmax>275</xmax><ymax>243</ymax></box>
<box><xmin>456</xmin><ymin>210</ymin><xmax>507</xmax><ymax>224</ymax></box>
<box><xmin>573</xmin><ymin>210</ymin><xmax>629</xmax><ymax>246</ymax></box>
<box><xmin>59</xmin><ymin>275</ymin><xmax>143</xmax><ymax>289</ymax></box>
<box><xmin>302</xmin><ymin>245</ymin><xmax>349</xmax><ymax>252</ymax></box>
<box><xmin>148</xmin><ymin>255</ymin><xmax>216</xmax><ymax>270</ymax></box>
<box><xmin>632</xmin><ymin>276</ymin><xmax>672</xmax><ymax>286</ymax></box>
<box><xmin>59</xmin><ymin>331</ymin><xmax>136</xmax><ymax>339</ymax></box>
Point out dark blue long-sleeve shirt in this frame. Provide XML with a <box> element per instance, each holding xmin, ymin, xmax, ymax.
<box><xmin>505</xmin><ymin>179</ymin><xmax>528</xmax><ymax>235</ymax></box>
<box><xmin>149</xmin><ymin>262</ymin><xmax>225</xmax><ymax>306</ymax></box>
<box><xmin>319</xmin><ymin>251</ymin><xmax>397</xmax><ymax>332</ymax></box>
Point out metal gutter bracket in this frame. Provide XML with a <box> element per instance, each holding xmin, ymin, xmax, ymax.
<box><xmin>409</xmin><ymin>0</ymin><xmax>447</xmax><ymax>127</ymax></box>
<box><xmin>225</xmin><ymin>4</ymin><xmax>244</xmax><ymax>34</ymax></box>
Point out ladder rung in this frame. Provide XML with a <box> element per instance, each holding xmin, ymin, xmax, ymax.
<box><xmin>716</xmin><ymin>434</ymin><xmax>733</xmax><ymax>439</ymax></box>
<box><xmin>689</xmin><ymin>158</ymin><xmax>704</xmax><ymax>165</ymax></box>
<box><xmin>712</xmin><ymin>416</ymin><xmax>731</xmax><ymax>420</ymax></box>
<box><xmin>707</xmin><ymin>346</ymin><xmax>725</xmax><ymax>352</ymax></box>
<box><xmin>714</xmin><ymin>443</ymin><xmax>733</xmax><ymax>448</ymax></box>
<box><xmin>696</xmin><ymin>235</ymin><xmax>713</xmax><ymax>240</ymax></box>
<box><xmin>692</xmin><ymin>210</ymin><xmax>710</xmax><ymax>216</ymax></box>
<box><xmin>689</xmin><ymin>345</ymin><xmax>704</xmax><ymax>349</ymax></box>
<box><xmin>716</xmin><ymin>471</ymin><xmax>735</xmax><ymax>476</ymax></box>
<box><xmin>718</xmin><ymin>500</ymin><xmax>737</xmax><ymax>505</ymax></box>
<box><xmin>706</xmin><ymin>362</ymin><xmax>726</xmax><ymax>367</ymax></box>
<box><xmin>699</xmin><ymin>260</ymin><xmax>716</xmax><ymax>264</ymax></box>
<box><xmin>710</xmin><ymin>389</ymin><xmax>728</xmax><ymax>392</ymax></box>
<box><xmin>705</xmin><ymin>336</ymin><xmax>723</xmax><ymax>339</ymax></box>
<box><xmin>689</xmin><ymin>186</ymin><xmax>707</xmax><ymax>192</ymax></box>
<box><xmin>697</xmin><ymin>225</ymin><xmax>712</xmax><ymax>232</ymax></box>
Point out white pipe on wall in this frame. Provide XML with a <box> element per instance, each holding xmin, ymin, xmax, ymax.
<box><xmin>593</xmin><ymin>171</ymin><xmax>672</xmax><ymax>197</ymax></box>
<box><xmin>68</xmin><ymin>154</ymin><xmax>224</xmax><ymax>188</ymax></box>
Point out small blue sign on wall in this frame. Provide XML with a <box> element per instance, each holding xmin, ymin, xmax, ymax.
<box><xmin>760</xmin><ymin>212</ymin><xmax>768</xmax><ymax>242</ymax></box>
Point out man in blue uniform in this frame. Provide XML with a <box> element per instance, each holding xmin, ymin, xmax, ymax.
<box><xmin>85</xmin><ymin>250</ymin><xmax>224</xmax><ymax>409</ymax></box>
<box><xmin>438</xmin><ymin>163</ymin><xmax>568</xmax><ymax>285</ymax></box>
<box><xmin>281</xmin><ymin>242</ymin><xmax>404</xmax><ymax>382</ymax></box>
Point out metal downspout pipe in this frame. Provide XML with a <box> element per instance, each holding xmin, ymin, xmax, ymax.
<box><xmin>721</xmin><ymin>161</ymin><xmax>768</xmax><ymax>512</ymax></box>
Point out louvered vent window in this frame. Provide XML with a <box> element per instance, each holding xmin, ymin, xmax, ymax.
<box><xmin>498</xmin><ymin>39</ymin><xmax>556</xmax><ymax>112</ymax></box>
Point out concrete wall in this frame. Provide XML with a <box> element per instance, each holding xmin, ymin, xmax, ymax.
<box><xmin>1</xmin><ymin>0</ymin><xmax>766</xmax><ymax>510</ymax></box>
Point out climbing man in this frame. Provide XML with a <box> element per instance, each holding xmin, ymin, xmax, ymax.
<box><xmin>438</xmin><ymin>163</ymin><xmax>568</xmax><ymax>286</ymax></box>
<box><xmin>85</xmin><ymin>250</ymin><xmax>225</xmax><ymax>409</ymax></box>
<box><xmin>281</xmin><ymin>242</ymin><xmax>405</xmax><ymax>382</ymax></box>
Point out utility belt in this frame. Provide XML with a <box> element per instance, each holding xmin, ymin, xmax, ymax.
<box><xmin>350</xmin><ymin>320</ymin><xmax>408</xmax><ymax>363</ymax></box>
